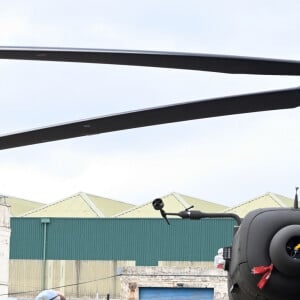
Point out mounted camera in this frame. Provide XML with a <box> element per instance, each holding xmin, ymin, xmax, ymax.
<box><xmin>152</xmin><ymin>198</ymin><xmax>241</xmax><ymax>226</ymax></box>
<box><xmin>152</xmin><ymin>198</ymin><xmax>164</xmax><ymax>211</ymax></box>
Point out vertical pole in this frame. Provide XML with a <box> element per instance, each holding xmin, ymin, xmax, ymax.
<box><xmin>41</xmin><ymin>218</ymin><xmax>50</xmax><ymax>290</ymax></box>
<box><xmin>0</xmin><ymin>197</ymin><xmax>11</xmax><ymax>300</ymax></box>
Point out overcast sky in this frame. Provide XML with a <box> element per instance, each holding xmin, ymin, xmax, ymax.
<box><xmin>0</xmin><ymin>0</ymin><xmax>299</xmax><ymax>207</ymax></box>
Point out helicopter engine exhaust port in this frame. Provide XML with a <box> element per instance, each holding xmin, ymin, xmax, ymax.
<box><xmin>269</xmin><ymin>225</ymin><xmax>300</xmax><ymax>276</ymax></box>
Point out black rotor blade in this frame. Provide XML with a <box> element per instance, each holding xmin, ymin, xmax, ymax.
<box><xmin>1</xmin><ymin>46</ymin><xmax>300</xmax><ymax>75</ymax></box>
<box><xmin>0</xmin><ymin>87</ymin><xmax>299</xmax><ymax>150</ymax></box>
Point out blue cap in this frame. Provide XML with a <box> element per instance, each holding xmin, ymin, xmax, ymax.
<box><xmin>35</xmin><ymin>290</ymin><xmax>58</xmax><ymax>300</ymax></box>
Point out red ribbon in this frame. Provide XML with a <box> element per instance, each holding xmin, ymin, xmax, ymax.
<box><xmin>251</xmin><ymin>264</ymin><xmax>274</xmax><ymax>289</ymax></box>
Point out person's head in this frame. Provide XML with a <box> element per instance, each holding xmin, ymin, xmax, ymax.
<box><xmin>35</xmin><ymin>290</ymin><xmax>65</xmax><ymax>300</ymax></box>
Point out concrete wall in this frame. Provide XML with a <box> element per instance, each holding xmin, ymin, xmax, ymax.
<box><xmin>9</xmin><ymin>261</ymin><xmax>229</xmax><ymax>299</ymax></box>
<box><xmin>0</xmin><ymin>201</ymin><xmax>11</xmax><ymax>300</ymax></box>
<box><xmin>9</xmin><ymin>260</ymin><xmax>135</xmax><ymax>299</ymax></box>
<box><xmin>119</xmin><ymin>266</ymin><xmax>229</xmax><ymax>300</ymax></box>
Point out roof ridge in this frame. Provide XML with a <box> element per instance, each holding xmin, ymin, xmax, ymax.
<box><xmin>269</xmin><ymin>192</ymin><xmax>287</xmax><ymax>207</ymax></box>
<box><xmin>21</xmin><ymin>192</ymin><xmax>81</xmax><ymax>216</ymax></box>
<box><xmin>84</xmin><ymin>192</ymin><xmax>134</xmax><ymax>206</ymax></box>
<box><xmin>1</xmin><ymin>193</ymin><xmax>45</xmax><ymax>205</ymax></box>
<box><xmin>172</xmin><ymin>192</ymin><xmax>191</xmax><ymax>208</ymax></box>
<box><xmin>272</xmin><ymin>192</ymin><xmax>293</xmax><ymax>200</ymax></box>
<box><xmin>80</xmin><ymin>192</ymin><xmax>105</xmax><ymax>217</ymax></box>
<box><xmin>222</xmin><ymin>192</ymin><xmax>270</xmax><ymax>212</ymax></box>
<box><xmin>178</xmin><ymin>192</ymin><xmax>227</xmax><ymax>208</ymax></box>
<box><xmin>113</xmin><ymin>198</ymin><xmax>152</xmax><ymax>217</ymax></box>
<box><xmin>114</xmin><ymin>192</ymin><xmax>180</xmax><ymax>217</ymax></box>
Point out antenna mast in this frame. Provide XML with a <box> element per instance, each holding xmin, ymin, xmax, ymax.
<box><xmin>294</xmin><ymin>187</ymin><xmax>299</xmax><ymax>209</ymax></box>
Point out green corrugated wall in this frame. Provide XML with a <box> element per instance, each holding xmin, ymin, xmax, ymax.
<box><xmin>10</xmin><ymin>217</ymin><xmax>235</xmax><ymax>266</ymax></box>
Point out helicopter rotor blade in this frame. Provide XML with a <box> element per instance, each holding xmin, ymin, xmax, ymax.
<box><xmin>1</xmin><ymin>46</ymin><xmax>300</xmax><ymax>75</ymax></box>
<box><xmin>0</xmin><ymin>86</ymin><xmax>299</xmax><ymax>150</ymax></box>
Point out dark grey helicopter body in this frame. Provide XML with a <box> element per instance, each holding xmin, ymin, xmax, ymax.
<box><xmin>1</xmin><ymin>46</ymin><xmax>300</xmax><ymax>300</ymax></box>
<box><xmin>228</xmin><ymin>206</ymin><xmax>300</xmax><ymax>300</ymax></box>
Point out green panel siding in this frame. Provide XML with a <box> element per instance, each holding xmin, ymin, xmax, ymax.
<box><xmin>10</xmin><ymin>218</ymin><xmax>45</xmax><ymax>259</ymax></box>
<box><xmin>10</xmin><ymin>218</ymin><xmax>235</xmax><ymax>266</ymax></box>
